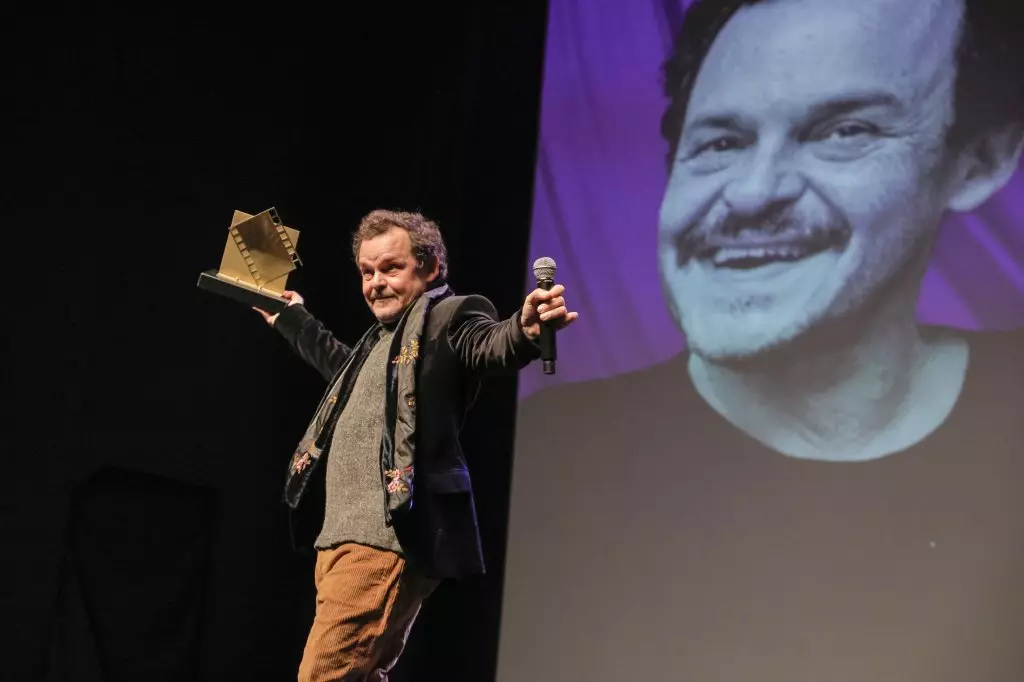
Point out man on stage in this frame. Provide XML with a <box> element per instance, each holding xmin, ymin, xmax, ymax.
<box><xmin>256</xmin><ymin>209</ymin><xmax>577</xmax><ymax>681</ymax></box>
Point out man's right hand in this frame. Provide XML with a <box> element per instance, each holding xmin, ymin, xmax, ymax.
<box><xmin>255</xmin><ymin>290</ymin><xmax>304</xmax><ymax>327</ymax></box>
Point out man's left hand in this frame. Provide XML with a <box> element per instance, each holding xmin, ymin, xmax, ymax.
<box><xmin>520</xmin><ymin>283</ymin><xmax>579</xmax><ymax>341</ymax></box>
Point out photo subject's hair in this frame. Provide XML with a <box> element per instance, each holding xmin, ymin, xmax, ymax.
<box><xmin>659</xmin><ymin>0</ymin><xmax>1024</xmax><ymax>166</ymax></box>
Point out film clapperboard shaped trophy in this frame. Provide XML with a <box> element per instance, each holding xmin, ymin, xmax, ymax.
<box><xmin>196</xmin><ymin>208</ymin><xmax>302</xmax><ymax>313</ymax></box>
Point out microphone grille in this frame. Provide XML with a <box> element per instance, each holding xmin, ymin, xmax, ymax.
<box><xmin>532</xmin><ymin>256</ymin><xmax>557</xmax><ymax>282</ymax></box>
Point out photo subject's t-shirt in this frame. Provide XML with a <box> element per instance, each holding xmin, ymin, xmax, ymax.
<box><xmin>505</xmin><ymin>328</ymin><xmax>1024</xmax><ymax>681</ymax></box>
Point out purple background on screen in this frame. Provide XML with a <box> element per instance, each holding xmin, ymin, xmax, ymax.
<box><xmin>518</xmin><ymin>0</ymin><xmax>1024</xmax><ymax>399</ymax></box>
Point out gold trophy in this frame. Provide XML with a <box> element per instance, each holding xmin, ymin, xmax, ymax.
<box><xmin>197</xmin><ymin>208</ymin><xmax>302</xmax><ymax>313</ymax></box>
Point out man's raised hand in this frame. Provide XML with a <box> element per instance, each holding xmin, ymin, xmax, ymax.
<box><xmin>519</xmin><ymin>283</ymin><xmax>579</xmax><ymax>340</ymax></box>
<box><xmin>254</xmin><ymin>290</ymin><xmax>304</xmax><ymax>327</ymax></box>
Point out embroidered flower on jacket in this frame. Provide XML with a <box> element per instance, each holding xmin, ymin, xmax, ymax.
<box><xmin>392</xmin><ymin>338</ymin><xmax>420</xmax><ymax>366</ymax></box>
<box><xmin>292</xmin><ymin>451</ymin><xmax>312</xmax><ymax>474</ymax></box>
<box><xmin>385</xmin><ymin>465</ymin><xmax>414</xmax><ymax>494</ymax></box>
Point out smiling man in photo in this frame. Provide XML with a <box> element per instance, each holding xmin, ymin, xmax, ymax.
<box><xmin>656</xmin><ymin>0</ymin><xmax>1023</xmax><ymax>462</ymax></box>
<box><xmin>500</xmin><ymin>0</ymin><xmax>1024</xmax><ymax>679</ymax></box>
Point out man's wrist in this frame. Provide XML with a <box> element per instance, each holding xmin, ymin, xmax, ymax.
<box><xmin>275</xmin><ymin>303</ymin><xmax>310</xmax><ymax>340</ymax></box>
<box><xmin>517</xmin><ymin>312</ymin><xmax>541</xmax><ymax>343</ymax></box>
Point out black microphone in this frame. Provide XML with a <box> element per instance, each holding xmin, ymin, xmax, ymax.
<box><xmin>532</xmin><ymin>257</ymin><xmax>558</xmax><ymax>375</ymax></box>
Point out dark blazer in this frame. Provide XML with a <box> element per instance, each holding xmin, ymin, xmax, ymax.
<box><xmin>275</xmin><ymin>291</ymin><xmax>540</xmax><ymax>579</ymax></box>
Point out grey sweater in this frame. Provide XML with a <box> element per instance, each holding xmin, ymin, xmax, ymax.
<box><xmin>314</xmin><ymin>328</ymin><xmax>402</xmax><ymax>554</ymax></box>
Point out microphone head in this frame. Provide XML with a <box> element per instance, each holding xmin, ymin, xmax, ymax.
<box><xmin>532</xmin><ymin>256</ymin><xmax>557</xmax><ymax>282</ymax></box>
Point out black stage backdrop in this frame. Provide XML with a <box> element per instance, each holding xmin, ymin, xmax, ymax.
<box><xmin>9</xmin><ymin>5</ymin><xmax>548</xmax><ymax>681</ymax></box>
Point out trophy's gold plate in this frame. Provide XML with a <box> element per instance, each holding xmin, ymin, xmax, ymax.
<box><xmin>215</xmin><ymin>208</ymin><xmax>301</xmax><ymax>296</ymax></box>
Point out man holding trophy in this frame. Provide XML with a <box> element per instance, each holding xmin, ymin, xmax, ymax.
<box><xmin>231</xmin><ymin>209</ymin><xmax>578</xmax><ymax>680</ymax></box>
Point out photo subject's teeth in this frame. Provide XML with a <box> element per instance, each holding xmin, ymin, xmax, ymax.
<box><xmin>713</xmin><ymin>247</ymin><xmax>751</xmax><ymax>265</ymax></box>
<box><xmin>709</xmin><ymin>242</ymin><xmax>817</xmax><ymax>267</ymax></box>
<box><xmin>766</xmin><ymin>245</ymin><xmax>804</xmax><ymax>259</ymax></box>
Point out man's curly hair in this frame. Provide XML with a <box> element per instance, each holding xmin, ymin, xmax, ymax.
<box><xmin>351</xmin><ymin>209</ymin><xmax>449</xmax><ymax>280</ymax></box>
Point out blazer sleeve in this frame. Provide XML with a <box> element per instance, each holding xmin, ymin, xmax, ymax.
<box><xmin>446</xmin><ymin>295</ymin><xmax>541</xmax><ymax>375</ymax></box>
<box><xmin>274</xmin><ymin>304</ymin><xmax>352</xmax><ymax>381</ymax></box>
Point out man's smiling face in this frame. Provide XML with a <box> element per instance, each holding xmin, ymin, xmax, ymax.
<box><xmin>658</xmin><ymin>0</ymin><xmax>965</xmax><ymax>360</ymax></box>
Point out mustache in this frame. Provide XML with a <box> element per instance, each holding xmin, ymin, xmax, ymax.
<box><xmin>672</xmin><ymin>207</ymin><xmax>851</xmax><ymax>267</ymax></box>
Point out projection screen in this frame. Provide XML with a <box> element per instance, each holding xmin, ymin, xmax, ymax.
<box><xmin>499</xmin><ymin>0</ymin><xmax>1024</xmax><ymax>680</ymax></box>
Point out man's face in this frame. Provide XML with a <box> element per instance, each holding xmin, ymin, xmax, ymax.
<box><xmin>658</xmin><ymin>0</ymin><xmax>965</xmax><ymax>360</ymax></box>
<box><xmin>358</xmin><ymin>227</ymin><xmax>437</xmax><ymax>325</ymax></box>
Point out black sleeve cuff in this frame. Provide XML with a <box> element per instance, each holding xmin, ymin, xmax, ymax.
<box><xmin>275</xmin><ymin>304</ymin><xmax>315</xmax><ymax>345</ymax></box>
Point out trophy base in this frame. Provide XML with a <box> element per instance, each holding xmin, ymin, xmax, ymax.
<box><xmin>197</xmin><ymin>269</ymin><xmax>288</xmax><ymax>313</ymax></box>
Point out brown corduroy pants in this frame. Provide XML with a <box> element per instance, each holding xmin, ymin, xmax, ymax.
<box><xmin>298</xmin><ymin>543</ymin><xmax>439</xmax><ymax>682</ymax></box>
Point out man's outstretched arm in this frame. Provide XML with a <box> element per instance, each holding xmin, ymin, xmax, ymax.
<box><xmin>448</xmin><ymin>284</ymin><xmax>578</xmax><ymax>375</ymax></box>
<box><xmin>255</xmin><ymin>291</ymin><xmax>352</xmax><ymax>381</ymax></box>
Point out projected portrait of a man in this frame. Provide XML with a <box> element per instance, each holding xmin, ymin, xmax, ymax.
<box><xmin>499</xmin><ymin>1</ymin><xmax>1024</xmax><ymax>680</ymax></box>
<box><xmin>657</xmin><ymin>0</ymin><xmax>1023</xmax><ymax>462</ymax></box>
